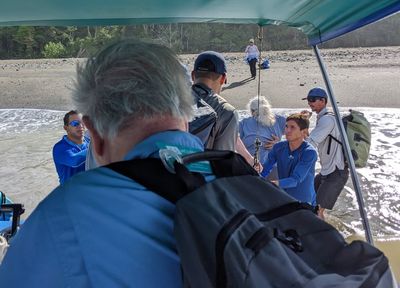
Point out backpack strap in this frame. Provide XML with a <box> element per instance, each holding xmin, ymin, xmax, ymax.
<box><xmin>105</xmin><ymin>150</ymin><xmax>258</xmax><ymax>204</ymax></box>
<box><xmin>106</xmin><ymin>158</ymin><xmax>198</xmax><ymax>203</ymax></box>
<box><xmin>192</xmin><ymin>83</ymin><xmax>212</xmax><ymax>99</ymax></box>
<box><xmin>321</xmin><ymin>111</ymin><xmax>344</xmax><ymax>155</ymax></box>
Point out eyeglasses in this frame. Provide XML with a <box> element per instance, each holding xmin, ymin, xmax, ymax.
<box><xmin>69</xmin><ymin>120</ymin><xmax>83</xmax><ymax>127</ymax></box>
<box><xmin>307</xmin><ymin>97</ymin><xmax>323</xmax><ymax>102</ymax></box>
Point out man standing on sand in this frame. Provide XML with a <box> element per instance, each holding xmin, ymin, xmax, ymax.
<box><xmin>53</xmin><ymin>110</ymin><xmax>90</xmax><ymax>184</ymax></box>
<box><xmin>303</xmin><ymin>87</ymin><xmax>349</xmax><ymax>219</ymax></box>
<box><xmin>261</xmin><ymin>113</ymin><xmax>317</xmax><ymax>204</ymax></box>
<box><xmin>191</xmin><ymin>51</ymin><xmax>259</xmax><ymax>169</ymax></box>
<box><xmin>244</xmin><ymin>38</ymin><xmax>260</xmax><ymax>79</ymax></box>
<box><xmin>0</xmin><ymin>39</ymin><xmax>200</xmax><ymax>287</ymax></box>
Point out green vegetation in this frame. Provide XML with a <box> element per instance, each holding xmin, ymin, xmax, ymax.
<box><xmin>0</xmin><ymin>14</ymin><xmax>399</xmax><ymax>59</ymax></box>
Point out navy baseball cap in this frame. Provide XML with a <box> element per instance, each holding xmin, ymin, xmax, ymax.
<box><xmin>302</xmin><ymin>87</ymin><xmax>328</xmax><ymax>100</ymax></box>
<box><xmin>194</xmin><ymin>51</ymin><xmax>227</xmax><ymax>75</ymax></box>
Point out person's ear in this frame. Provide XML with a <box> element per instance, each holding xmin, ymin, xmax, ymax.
<box><xmin>63</xmin><ymin>125</ymin><xmax>68</xmax><ymax>132</ymax></box>
<box><xmin>302</xmin><ymin>128</ymin><xmax>309</xmax><ymax>138</ymax></box>
<box><xmin>82</xmin><ymin>116</ymin><xmax>105</xmax><ymax>159</ymax></box>
<box><xmin>220</xmin><ymin>73</ymin><xmax>227</xmax><ymax>85</ymax></box>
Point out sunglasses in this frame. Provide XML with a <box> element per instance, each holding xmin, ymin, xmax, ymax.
<box><xmin>69</xmin><ymin>120</ymin><xmax>83</xmax><ymax>127</ymax></box>
<box><xmin>307</xmin><ymin>97</ymin><xmax>324</xmax><ymax>102</ymax></box>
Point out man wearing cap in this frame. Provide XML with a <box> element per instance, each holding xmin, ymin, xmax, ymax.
<box><xmin>191</xmin><ymin>51</ymin><xmax>261</xmax><ymax>170</ymax></box>
<box><xmin>191</xmin><ymin>51</ymin><xmax>239</xmax><ymax>151</ymax></box>
<box><xmin>303</xmin><ymin>87</ymin><xmax>349</xmax><ymax>219</ymax></box>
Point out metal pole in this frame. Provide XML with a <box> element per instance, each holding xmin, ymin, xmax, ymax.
<box><xmin>312</xmin><ymin>45</ymin><xmax>374</xmax><ymax>245</ymax></box>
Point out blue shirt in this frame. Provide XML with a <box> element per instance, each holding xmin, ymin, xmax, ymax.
<box><xmin>0</xmin><ymin>131</ymin><xmax>204</xmax><ymax>288</ymax></box>
<box><xmin>261</xmin><ymin>141</ymin><xmax>317</xmax><ymax>204</ymax></box>
<box><xmin>239</xmin><ymin>115</ymin><xmax>286</xmax><ymax>164</ymax></box>
<box><xmin>53</xmin><ymin>135</ymin><xmax>90</xmax><ymax>184</ymax></box>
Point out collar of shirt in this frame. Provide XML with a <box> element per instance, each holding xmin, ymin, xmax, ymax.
<box><xmin>316</xmin><ymin>107</ymin><xmax>328</xmax><ymax>121</ymax></box>
<box><xmin>62</xmin><ymin>135</ymin><xmax>87</xmax><ymax>149</ymax></box>
<box><xmin>123</xmin><ymin>130</ymin><xmax>204</xmax><ymax>161</ymax></box>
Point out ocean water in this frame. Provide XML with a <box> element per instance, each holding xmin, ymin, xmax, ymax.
<box><xmin>1</xmin><ymin>107</ymin><xmax>400</xmax><ymax>273</ymax></box>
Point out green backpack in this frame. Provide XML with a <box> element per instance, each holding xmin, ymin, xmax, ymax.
<box><xmin>328</xmin><ymin>110</ymin><xmax>371</xmax><ymax>168</ymax></box>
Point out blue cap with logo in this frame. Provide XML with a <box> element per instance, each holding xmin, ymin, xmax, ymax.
<box><xmin>194</xmin><ymin>51</ymin><xmax>227</xmax><ymax>75</ymax></box>
<box><xmin>302</xmin><ymin>87</ymin><xmax>328</xmax><ymax>100</ymax></box>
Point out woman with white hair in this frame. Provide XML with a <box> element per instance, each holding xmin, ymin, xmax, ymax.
<box><xmin>239</xmin><ymin>96</ymin><xmax>286</xmax><ymax>165</ymax></box>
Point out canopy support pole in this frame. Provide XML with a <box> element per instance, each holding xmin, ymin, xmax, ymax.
<box><xmin>312</xmin><ymin>45</ymin><xmax>374</xmax><ymax>245</ymax></box>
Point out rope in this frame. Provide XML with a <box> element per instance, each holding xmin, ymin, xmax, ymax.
<box><xmin>252</xmin><ymin>25</ymin><xmax>264</xmax><ymax>169</ymax></box>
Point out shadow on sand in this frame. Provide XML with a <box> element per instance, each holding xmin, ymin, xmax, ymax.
<box><xmin>222</xmin><ymin>76</ymin><xmax>254</xmax><ymax>91</ymax></box>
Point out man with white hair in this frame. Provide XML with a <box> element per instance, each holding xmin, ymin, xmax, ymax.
<box><xmin>0</xmin><ymin>40</ymin><xmax>201</xmax><ymax>287</ymax></box>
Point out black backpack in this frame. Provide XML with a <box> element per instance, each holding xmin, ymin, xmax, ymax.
<box><xmin>189</xmin><ymin>84</ymin><xmax>217</xmax><ymax>148</ymax></box>
<box><xmin>106</xmin><ymin>150</ymin><xmax>395</xmax><ymax>288</ymax></box>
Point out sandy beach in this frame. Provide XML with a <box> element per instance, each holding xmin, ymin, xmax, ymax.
<box><xmin>0</xmin><ymin>46</ymin><xmax>399</xmax><ymax>110</ymax></box>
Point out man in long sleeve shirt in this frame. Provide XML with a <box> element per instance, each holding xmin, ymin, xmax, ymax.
<box><xmin>53</xmin><ymin>110</ymin><xmax>90</xmax><ymax>184</ymax></box>
<box><xmin>303</xmin><ymin>87</ymin><xmax>349</xmax><ymax>219</ymax></box>
<box><xmin>262</xmin><ymin>113</ymin><xmax>317</xmax><ymax>205</ymax></box>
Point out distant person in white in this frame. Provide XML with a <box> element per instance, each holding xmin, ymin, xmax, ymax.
<box><xmin>244</xmin><ymin>38</ymin><xmax>260</xmax><ymax>79</ymax></box>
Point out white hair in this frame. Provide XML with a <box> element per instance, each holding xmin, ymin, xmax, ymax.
<box><xmin>72</xmin><ymin>39</ymin><xmax>193</xmax><ymax>139</ymax></box>
<box><xmin>247</xmin><ymin>96</ymin><xmax>276</xmax><ymax>127</ymax></box>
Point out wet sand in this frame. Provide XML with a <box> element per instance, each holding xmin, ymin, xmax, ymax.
<box><xmin>0</xmin><ymin>46</ymin><xmax>399</xmax><ymax>110</ymax></box>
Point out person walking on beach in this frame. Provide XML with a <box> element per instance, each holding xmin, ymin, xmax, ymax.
<box><xmin>244</xmin><ymin>38</ymin><xmax>260</xmax><ymax>79</ymax></box>
<box><xmin>303</xmin><ymin>87</ymin><xmax>349</xmax><ymax>219</ymax></box>
<box><xmin>239</xmin><ymin>96</ymin><xmax>285</xmax><ymax>173</ymax></box>
<box><xmin>52</xmin><ymin>110</ymin><xmax>90</xmax><ymax>184</ymax></box>
<box><xmin>261</xmin><ymin>113</ymin><xmax>317</xmax><ymax>204</ymax></box>
<box><xmin>0</xmin><ymin>40</ymin><xmax>201</xmax><ymax>287</ymax></box>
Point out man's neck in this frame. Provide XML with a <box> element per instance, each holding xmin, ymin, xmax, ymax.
<box><xmin>104</xmin><ymin>116</ymin><xmax>187</xmax><ymax>164</ymax></box>
<box><xmin>316</xmin><ymin>106</ymin><xmax>327</xmax><ymax>115</ymax></box>
<box><xmin>195</xmin><ymin>79</ymin><xmax>221</xmax><ymax>95</ymax></box>
<box><xmin>288</xmin><ymin>139</ymin><xmax>303</xmax><ymax>151</ymax></box>
<box><xmin>67</xmin><ymin>135</ymin><xmax>84</xmax><ymax>145</ymax></box>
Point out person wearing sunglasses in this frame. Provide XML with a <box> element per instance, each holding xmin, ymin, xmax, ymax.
<box><xmin>302</xmin><ymin>87</ymin><xmax>349</xmax><ymax>220</ymax></box>
<box><xmin>52</xmin><ymin>110</ymin><xmax>90</xmax><ymax>184</ymax></box>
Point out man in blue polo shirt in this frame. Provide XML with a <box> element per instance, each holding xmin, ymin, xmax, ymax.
<box><xmin>261</xmin><ymin>113</ymin><xmax>317</xmax><ymax>205</ymax></box>
<box><xmin>52</xmin><ymin>110</ymin><xmax>90</xmax><ymax>184</ymax></box>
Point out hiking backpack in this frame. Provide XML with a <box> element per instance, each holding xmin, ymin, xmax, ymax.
<box><xmin>326</xmin><ymin>110</ymin><xmax>371</xmax><ymax>168</ymax></box>
<box><xmin>107</xmin><ymin>150</ymin><xmax>395</xmax><ymax>288</ymax></box>
<box><xmin>189</xmin><ymin>84</ymin><xmax>217</xmax><ymax>148</ymax></box>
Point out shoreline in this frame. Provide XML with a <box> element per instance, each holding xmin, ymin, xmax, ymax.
<box><xmin>0</xmin><ymin>46</ymin><xmax>399</xmax><ymax>110</ymax></box>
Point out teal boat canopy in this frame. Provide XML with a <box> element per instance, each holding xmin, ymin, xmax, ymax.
<box><xmin>0</xmin><ymin>0</ymin><xmax>399</xmax><ymax>45</ymax></box>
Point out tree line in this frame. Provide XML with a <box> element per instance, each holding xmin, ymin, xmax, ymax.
<box><xmin>0</xmin><ymin>14</ymin><xmax>399</xmax><ymax>59</ymax></box>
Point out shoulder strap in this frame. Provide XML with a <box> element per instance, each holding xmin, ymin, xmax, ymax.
<box><xmin>192</xmin><ymin>83</ymin><xmax>213</xmax><ymax>99</ymax></box>
<box><xmin>321</xmin><ymin>112</ymin><xmax>344</xmax><ymax>155</ymax></box>
<box><xmin>105</xmin><ymin>151</ymin><xmax>258</xmax><ymax>204</ymax></box>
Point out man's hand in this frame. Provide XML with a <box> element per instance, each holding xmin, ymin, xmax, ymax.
<box><xmin>271</xmin><ymin>179</ymin><xmax>279</xmax><ymax>186</ymax></box>
<box><xmin>264</xmin><ymin>135</ymin><xmax>280</xmax><ymax>149</ymax></box>
<box><xmin>253</xmin><ymin>161</ymin><xmax>263</xmax><ymax>174</ymax></box>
